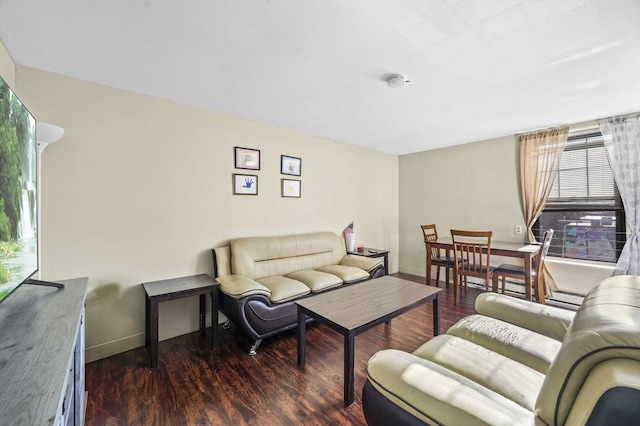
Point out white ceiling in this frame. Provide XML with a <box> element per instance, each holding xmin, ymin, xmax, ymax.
<box><xmin>1</xmin><ymin>0</ymin><xmax>639</xmax><ymax>155</ymax></box>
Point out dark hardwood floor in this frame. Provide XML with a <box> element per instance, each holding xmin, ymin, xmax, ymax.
<box><xmin>85</xmin><ymin>274</ymin><xmax>481</xmax><ymax>426</ymax></box>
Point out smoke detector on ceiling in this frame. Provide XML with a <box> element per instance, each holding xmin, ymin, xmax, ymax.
<box><xmin>387</xmin><ymin>74</ymin><xmax>411</xmax><ymax>88</ymax></box>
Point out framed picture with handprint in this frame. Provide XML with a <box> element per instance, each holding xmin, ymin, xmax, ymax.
<box><xmin>233</xmin><ymin>173</ymin><xmax>258</xmax><ymax>195</ymax></box>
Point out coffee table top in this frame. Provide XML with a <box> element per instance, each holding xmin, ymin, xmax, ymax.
<box><xmin>295</xmin><ymin>276</ymin><xmax>441</xmax><ymax>332</ymax></box>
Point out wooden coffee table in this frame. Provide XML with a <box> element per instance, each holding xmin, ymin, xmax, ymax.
<box><xmin>296</xmin><ymin>275</ymin><xmax>441</xmax><ymax>406</ymax></box>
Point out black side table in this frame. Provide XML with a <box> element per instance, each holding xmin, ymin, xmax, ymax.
<box><xmin>143</xmin><ymin>274</ymin><xmax>219</xmax><ymax>368</ymax></box>
<box><xmin>348</xmin><ymin>248</ymin><xmax>390</xmax><ymax>275</ymax></box>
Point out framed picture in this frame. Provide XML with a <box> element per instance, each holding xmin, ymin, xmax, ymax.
<box><xmin>281</xmin><ymin>178</ymin><xmax>301</xmax><ymax>198</ymax></box>
<box><xmin>281</xmin><ymin>155</ymin><xmax>302</xmax><ymax>176</ymax></box>
<box><xmin>235</xmin><ymin>147</ymin><xmax>260</xmax><ymax>170</ymax></box>
<box><xmin>233</xmin><ymin>173</ymin><xmax>258</xmax><ymax>195</ymax></box>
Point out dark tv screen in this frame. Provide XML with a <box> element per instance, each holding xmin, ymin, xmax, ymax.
<box><xmin>0</xmin><ymin>75</ymin><xmax>38</xmax><ymax>304</ymax></box>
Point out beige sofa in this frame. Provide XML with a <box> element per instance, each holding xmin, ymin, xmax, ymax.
<box><xmin>363</xmin><ymin>274</ymin><xmax>640</xmax><ymax>425</ymax></box>
<box><xmin>213</xmin><ymin>231</ymin><xmax>385</xmax><ymax>355</ymax></box>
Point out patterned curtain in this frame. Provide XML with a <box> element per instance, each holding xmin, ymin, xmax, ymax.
<box><xmin>519</xmin><ymin>127</ymin><xmax>569</xmax><ymax>295</ymax></box>
<box><xmin>599</xmin><ymin>113</ymin><xmax>640</xmax><ymax>276</ymax></box>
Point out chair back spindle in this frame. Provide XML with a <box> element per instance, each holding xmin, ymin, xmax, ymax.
<box><xmin>451</xmin><ymin>229</ymin><xmax>492</xmax><ymax>304</ymax></box>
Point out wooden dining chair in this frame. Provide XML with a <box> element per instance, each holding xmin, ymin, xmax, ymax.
<box><xmin>491</xmin><ymin>229</ymin><xmax>554</xmax><ymax>303</ymax></box>
<box><xmin>451</xmin><ymin>229</ymin><xmax>492</xmax><ymax>305</ymax></box>
<box><xmin>421</xmin><ymin>224</ymin><xmax>456</xmax><ymax>287</ymax></box>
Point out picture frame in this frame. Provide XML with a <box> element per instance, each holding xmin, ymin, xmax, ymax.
<box><xmin>234</xmin><ymin>147</ymin><xmax>260</xmax><ymax>170</ymax></box>
<box><xmin>281</xmin><ymin>155</ymin><xmax>302</xmax><ymax>176</ymax></box>
<box><xmin>281</xmin><ymin>178</ymin><xmax>301</xmax><ymax>198</ymax></box>
<box><xmin>233</xmin><ymin>173</ymin><xmax>258</xmax><ymax>195</ymax></box>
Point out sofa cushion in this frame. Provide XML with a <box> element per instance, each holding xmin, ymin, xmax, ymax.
<box><xmin>230</xmin><ymin>232</ymin><xmax>346</xmax><ymax>279</ymax></box>
<box><xmin>339</xmin><ymin>254</ymin><xmax>384</xmax><ymax>272</ymax></box>
<box><xmin>286</xmin><ymin>270</ymin><xmax>342</xmax><ymax>293</ymax></box>
<box><xmin>412</xmin><ymin>334</ymin><xmax>545</xmax><ymax>411</ymax></box>
<box><xmin>316</xmin><ymin>264</ymin><xmax>369</xmax><ymax>283</ymax></box>
<box><xmin>216</xmin><ymin>274</ymin><xmax>271</xmax><ymax>299</ymax></box>
<box><xmin>366</xmin><ymin>349</ymin><xmax>536</xmax><ymax>425</ymax></box>
<box><xmin>446</xmin><ymin>314</ymin><xmax>562</xmax><ymax>374</ymax></box>
<box><xmin>256</xmin><ymin>276</ymin><xmax>311</xmax><ymax>303</ymax></box>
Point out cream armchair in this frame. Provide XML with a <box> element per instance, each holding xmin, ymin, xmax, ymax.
<box><xmin>363</xmin><ymin>275</ymin><xmax>640</xmax><ymax>425</ymax></box>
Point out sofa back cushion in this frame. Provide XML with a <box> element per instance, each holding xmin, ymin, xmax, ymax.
<box><xmin>535</xmin><ymin>275</ymin><xmax>640</xmax><ymax>426</ymax></box>
<box><xmin>230</xmin><ymin>232</ymin><xmax>346</xmax><ymax>280</ymax></box>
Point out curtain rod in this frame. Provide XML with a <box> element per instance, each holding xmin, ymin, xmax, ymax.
<box><xmin>515</xmin><ymin>111</ymin><xmax>640</xmax><ymax>137</ymax></box>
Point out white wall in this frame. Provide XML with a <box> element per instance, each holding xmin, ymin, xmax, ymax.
<box><xmin>14</xmin><ymin>66</ymin><xmax>399</xmax><ymax>362</ymax></box>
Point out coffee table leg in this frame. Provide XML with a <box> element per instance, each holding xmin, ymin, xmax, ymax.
<box><xmin>433</xmin><ymin>294</ymin><xmax>441</xmax><ymax>336</ymax></box>
<box><xmin>297</xmin><ymin>310</ymin><xmax>306</xmax><ymax>365</ymax></box>
<box><xmin>344</xmin><ymin>332</ymin><xmax>355</xmax><ymax>406</ymax></box>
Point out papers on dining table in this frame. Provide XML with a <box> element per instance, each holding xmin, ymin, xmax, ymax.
<box><xmin>518</xmin><ymin>244</ymin><xmax>541</xmax><ymax>252</ymax></box>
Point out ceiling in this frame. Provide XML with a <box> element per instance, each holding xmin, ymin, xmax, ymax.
<box><xmin>1</xmin><ymin>0</ymin><xmax>639</xmax><ymax>155</ymax></box>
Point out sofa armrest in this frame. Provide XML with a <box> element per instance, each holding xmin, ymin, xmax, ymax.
<box><xmin>216</xmin><ymin>274</ymin><xmax>271</xmax><ymax>299</ymax></box>
<box><xmin>475</xmin><ymin>293</ymin><xmax>575</xmax><ymax>341</ymax></box>
<box><xmin>339</xmin><ymin>254</ymin><xmax>383</xmax><ymax>272</ymax></box>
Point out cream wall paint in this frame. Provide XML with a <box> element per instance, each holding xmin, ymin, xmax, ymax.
<box><xmin>0</xmin><ymin>40</ymin><xmax>15</xmax><ymax>89</ymax></box>
<box><xmin>399</xmin><ymin>135</ymin><xmax>524</xmax><ymax>278</ymax></box>
<box><xmin>14</xmin><ymin>67</ymin><xmax>399</xmax><ymax>362</ymax></box>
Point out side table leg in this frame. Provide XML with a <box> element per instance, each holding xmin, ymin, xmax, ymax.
<box><xmin>297</xmin><ymin>310</ymin><xmax>306</xmax><ymax>366</ymax></box>
<box><xmin>383</xmin><ymin>253</ymin><xmax>389</xmax><ymax>275</ymax></box>
<box><xmin>211</xmin><ymin>288</ymin><xmax>219</xmax><ymax>347</ymax></box>
<box><xmin>344</xmin><ymin>333</ymin><xmax>355</xmax><ymax>406</ymax></box>
<box><xmin>145</xmin><ymin>295</ymin><xmax>150</xmax><ymax>348</ymax></box>
<box><xmin>150</xmin><ymin>297</ymin><xmax>159</xmax><ymax>368</ymax></box>
<box><xmin>199</xmin><ymin>294</ymin><xmax>206</xmax><ymax>337</ymax></box>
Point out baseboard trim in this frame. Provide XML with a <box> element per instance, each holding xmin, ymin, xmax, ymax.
<box><xmin>86</xmin><ymin>333</ymin><xmax>145</xmax><ymax>363</ymax></box>
<box><xmin>85</xmin><ymin>312</ymin><xmax>229</xmax><ymax>363</ymax></box>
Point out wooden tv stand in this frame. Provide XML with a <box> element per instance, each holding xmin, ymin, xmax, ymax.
<box><xmin>0</xmin><ymin>277</ymin><xmax>88</xmax><ymax>425</ymax></box>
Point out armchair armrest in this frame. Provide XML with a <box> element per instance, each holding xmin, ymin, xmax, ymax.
<box><xmin>216</xmin><ymin>274</ymin><xmax>271</xmax><ymax>299</ymax></box>
<box><xmin>564</xmin><ymin>358</ymin><xmax>640</xmax><ymax>425</ymax></box>
<box><xmin>475</xmin><ymin>293</ymin><xmax>575</xmax><ymax>341</ymax></box>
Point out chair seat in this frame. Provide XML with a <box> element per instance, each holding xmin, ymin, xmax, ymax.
<box><xmin>493</xmin><ymin>264</ymin><xmax>526</xmax><ymax>276</ymax></box>
<box><xmin>431</xmin><ymin>256</ymin><xmax>456</xmax><ymax>265</ymax></box>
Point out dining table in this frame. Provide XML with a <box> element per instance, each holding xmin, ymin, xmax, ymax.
<box><xmin>425</xmin><ymin>237</ymin><xmax>544</xmax><ymax>303</ymax></box>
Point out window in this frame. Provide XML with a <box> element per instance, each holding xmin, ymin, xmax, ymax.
<box><xmin>534</xmin><ymin>132</ymin><xmax>625</xmax><ymax>262</ymax></box>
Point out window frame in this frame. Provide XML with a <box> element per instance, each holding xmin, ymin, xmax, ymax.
<box><xmin>533</xmin><ymin>131</ymin><xmax>626</xmax><ymax>262</ymax></box>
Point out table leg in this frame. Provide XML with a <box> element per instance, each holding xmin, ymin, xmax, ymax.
<box><xmin>433</xmin><ymin>294</ymin><xmax>441</xmax><ymax>336</ymax></box>
<box><xmin>344</xmin><ymin>332</ymin><xmax>355</xmax><ymax>406</ymax></box>
<box><xmin>297</xmin><ymin>310</ymin><xmax>306</xmax><ymax>366</ymax></box>
<box><xmin>145</xmin><ymin>295</ymin><xmax>150</xmax><ymax>348</ymax></box>
<box><xmin>199</xmin><ymin>294</ymin><xmax>206</xmax><ymax>337</ymax></box>
<box><xmin>211</xmin><ymin>288</ymin><xmax>219</xmax><ymax>347</ymax></box>
<box><xmin>383</xmin><ymin>252</ymin><xmax>389</xmax><ymax>275</ymax></box>
<box><xmin>533</xmin><ymin>256</ymin><xmax>546</xmax><ymax>305</ymax></box>
<box><xmin>150</xmin><ymin>297</ymin><xmax>159</xmax><ymax>368</ymax></box>
<box><xmin>453</xmin><ymin>271</ymin><xmax>459</xmax><ymax>305</ymax></box>
<box><xmin>426</xmin><ymin>246</ymin><xmax>432</xmax><ymax>286</ymax></box>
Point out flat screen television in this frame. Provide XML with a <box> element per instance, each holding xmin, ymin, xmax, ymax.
<box><xmin>0</xmin><ymin>75</ymin><xmax>38</xmax><ymax>304</ymax></box>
